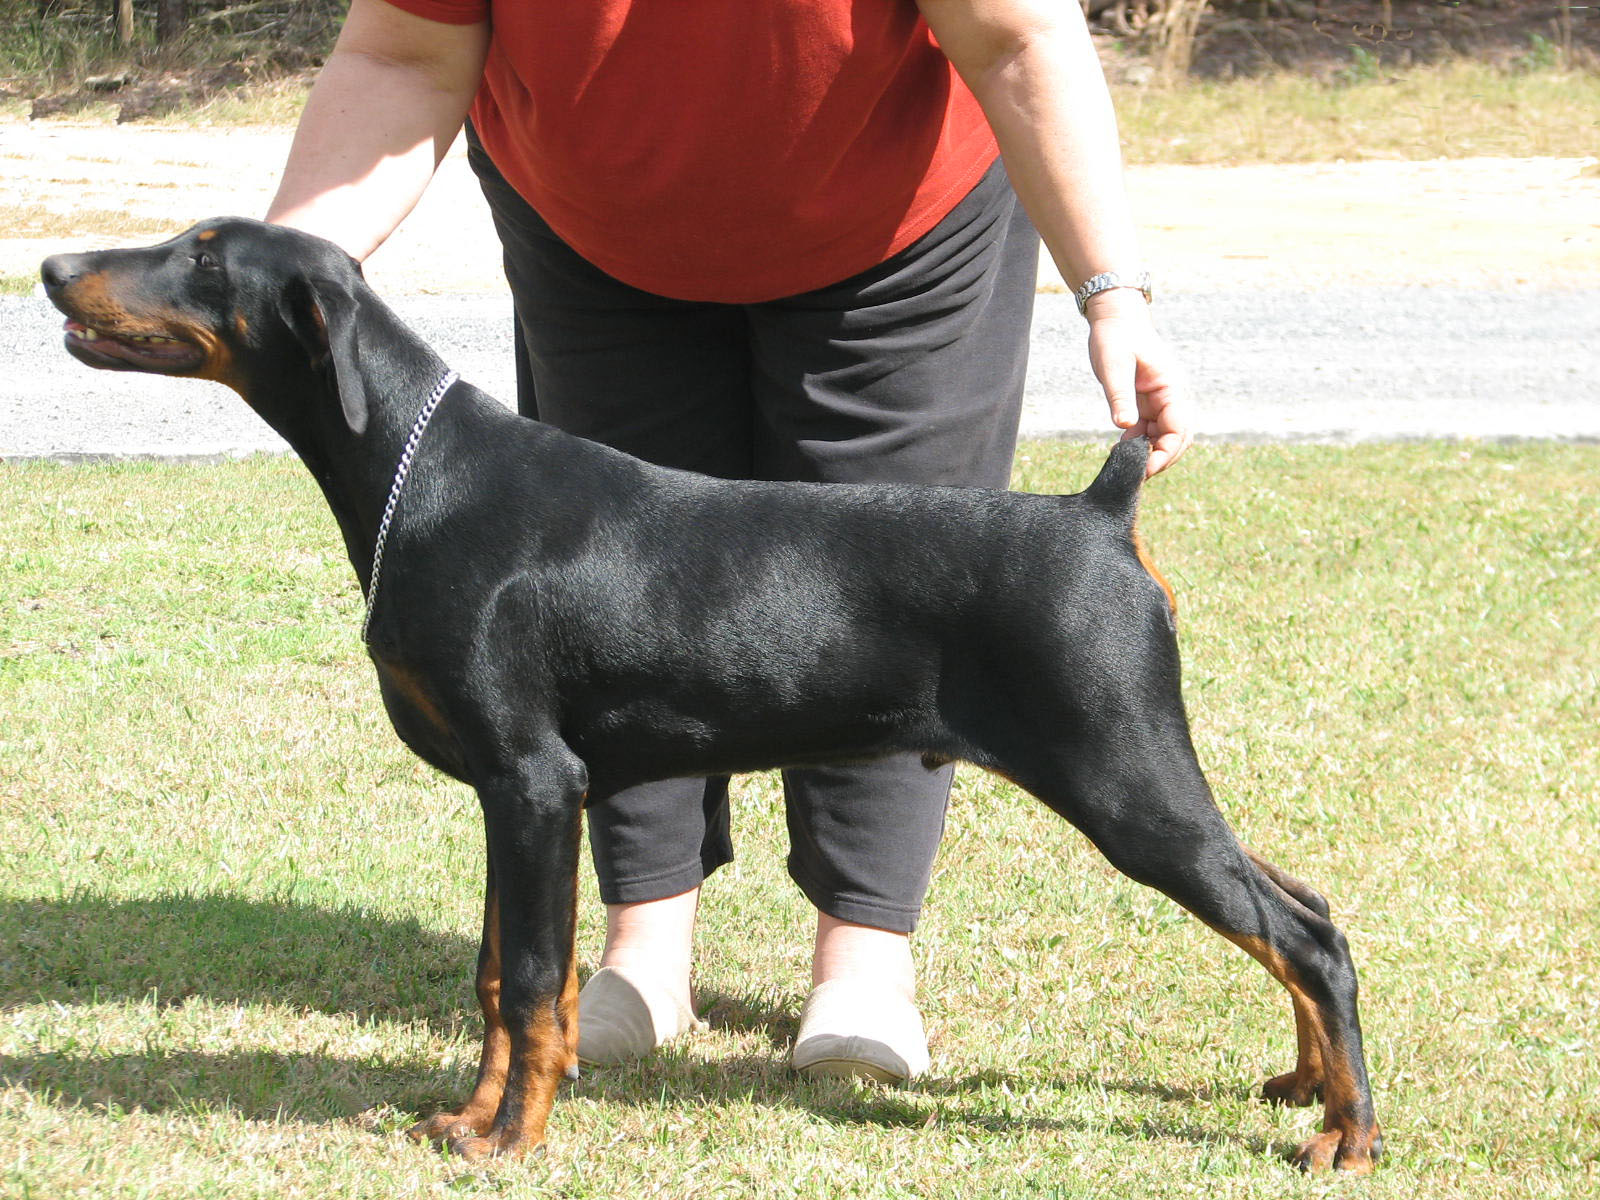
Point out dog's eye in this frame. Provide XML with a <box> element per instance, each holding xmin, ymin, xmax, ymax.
<box><xmin>193</xmin><ymin>251</ymin><xmax>219</xmax><ymax>271</ymax></box>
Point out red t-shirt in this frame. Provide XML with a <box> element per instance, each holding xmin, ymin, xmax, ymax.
<box><xmin>382</xmin><ymin>1</ymin><xmax>998</xmax><ymax>302</ymax></box>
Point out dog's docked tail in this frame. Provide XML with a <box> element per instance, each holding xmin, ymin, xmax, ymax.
<box><xmin>1082</xmin><ymin>436</ymin><xmax>1149</xmax><ymax>524</ymax></box>
<box><xmin>1082</xmin><ymin>437</ymin><xmax>1177</xmax><ymax>618</ymax></box>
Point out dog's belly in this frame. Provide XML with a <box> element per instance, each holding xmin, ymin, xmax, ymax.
<box><xmin>572</xmin><ymin>702</ymin><xmax>945</xmax><ymax>800</ymax></box>
<box><xmin>563</xmin><ymin>631</ymin><xmax>955</xmax><ymax>797</ymax></box>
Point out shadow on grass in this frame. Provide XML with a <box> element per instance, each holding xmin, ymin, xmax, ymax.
<box><xmin>698</xmin><ymin>985</ymin><xmax>801</xmax><ymax>1050</ymax></box>
<box><xmin>575</xmin><ymin>987</ymin><xmax>1283</xmax><ymax>1160</ymax></box>
<box><xmin>2</xmin><ymin>896</ymin><xmax>1284</xmax><ymax>1159</ymax></box>
<box><xmin>2</xmin><ymin>1038</ymin><xmax>1288</xmax><ymax>1164</ymax></box>
<box><xmin>0</xmin><ymin>1046</ymin><xmax>454</xmax><ymax>1124</ymax></box>
<box><xmin>0</xmin><ymin>891</ymin><xmax>476</xmax><ymax>1029</ymax></box>
<box><xmin>570</xmin><ymin>1053</ymin><xmax>1285</xmax><ymax>1162</ymax></box>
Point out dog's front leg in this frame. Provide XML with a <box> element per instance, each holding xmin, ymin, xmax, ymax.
<box><xmin>410</xmin><ymin>856</ymin><xmax>514</xmax><ymax>1145</ymax></box>
<box><xmin>441</xmin><ymin>751</ymin><xmax>586</xmax><ymax>1162</ymax></box>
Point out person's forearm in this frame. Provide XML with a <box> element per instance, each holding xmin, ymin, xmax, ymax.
<box><xmin>265</xmin><ymin>3</ymin><xmax>487</xmax><ymax>261</ymax></box>
<box><xmin>918</xmin><ymin>2</ymin><xmax>1141</xmax><ymax>294</ymax></box>
<box><xmin>920</xmin><ymin>0</ymin><xmax>1191</xmax><ymax>476</ymax></box>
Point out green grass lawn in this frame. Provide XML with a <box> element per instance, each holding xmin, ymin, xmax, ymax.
<box><xmin>2</xmin><ymin>442</ymin><xmax>1596</xmax><ymax>1198</ymax></box>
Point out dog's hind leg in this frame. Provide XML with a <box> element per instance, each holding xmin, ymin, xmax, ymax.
<box><xmin>1242</xmin><ymin>847</ymin><xmax>1330</xmax><ymax>1108</ymax></box>
<box><xmin>1014</xmin><ymin>729</ymin><xmax>1381</xmax><ymax>1173</ymax></box>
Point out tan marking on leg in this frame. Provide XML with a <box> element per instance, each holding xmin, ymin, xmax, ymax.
<box><xmin>450</xmin><ymin>997</ymin><xmax>568</xmax><ymax>1161</ymax></box>
<box><xmin>1222</xmin><ymin>930</ymin><xmax>1327</xmax><ymax>1100</ymax></box>
<box><xmin>411</xmin><ymin>889</ymin><xmax>508</xmax><ymax>1145</ymax></box>
<box><xmin>559</xmin><ymin>957</ymin><xmax>581</xmax><ymax>1066</ymax></box>
<box><xmin>1263</xmin><ymin>988</ymin><xmax>1326</xmax><ymax>1107</ymax></box>
<box><xmin>1302</xmin><ymin>1041</ymin><xmax>1381</xmax><ymax>1174</ymax></box>
<box><xmin>1222</xmin><ymin>930</ymin><xmax>1380</xmax><ymax>1174</ymax></box>
<box><xmin>449</xmin><ymin>861</ymin><xmax>582</xmax><ymax>1160</ymax></box>
<box><xmin>1237</xmin><ymin>853</ymin><xmax>1329</xmax><ymax>1106</ymax></box>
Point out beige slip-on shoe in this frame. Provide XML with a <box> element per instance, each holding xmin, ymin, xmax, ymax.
<box><xmin>576</xmin><ymin>965</ymin><xmax>707</xmax><ymax>1065</ymax></box>
<box><xmin>791</xmin><ymin>978</ymin><xmax>930</xmax><ymax>1084</ymax></box>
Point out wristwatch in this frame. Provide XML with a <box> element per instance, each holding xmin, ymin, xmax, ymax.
<box><xmin>1074</xmin><ymin>270</ymin><xmax>1154</xmax><ymax>317</ymax></box>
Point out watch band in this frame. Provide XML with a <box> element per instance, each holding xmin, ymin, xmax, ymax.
<box><xmin>1074</xmin><ymin>270</ymin><xmax>1154</xmax><ymax>317</ymax></box>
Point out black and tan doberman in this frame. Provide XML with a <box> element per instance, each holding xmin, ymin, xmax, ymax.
<box><xmin>41</xmin><ymin>218</ymin><xmax>1380</xmax><ymax>1171</ymax></box>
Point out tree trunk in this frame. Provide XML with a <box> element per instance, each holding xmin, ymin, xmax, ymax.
<box><xmin>157</xmin><ymin>0</ymin><xmax>189</xmax><ymax>43</ymax></box>
<box><xmin>1156</xmin><ymin>0</ymin><xmax>1211</xmax><ymax>78</ymax></box>
<box><xmin>114</xmin><ymin>0</ymin><xmax>134</xmax><ymax>45</ymax></box>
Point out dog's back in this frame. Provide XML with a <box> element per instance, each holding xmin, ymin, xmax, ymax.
<box><xmin>443</xmin><ymin>429</ymin><xmax>1168</xmax><ymax>797</ymax></box>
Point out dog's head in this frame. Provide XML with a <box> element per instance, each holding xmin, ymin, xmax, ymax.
<box><xmin>42</xmin><ymin>218</ymin><xmax>376</xmax><ymax>433</ymax></box>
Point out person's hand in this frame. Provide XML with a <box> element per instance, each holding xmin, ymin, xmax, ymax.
<box><xmin>1084</xmin><ymin>289</ymin><xmax>1191</xmax><ymax>477</ymax></box>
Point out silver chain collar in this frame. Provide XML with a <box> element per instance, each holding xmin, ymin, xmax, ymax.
<box><xmin>361</xmin><ymin>368</ymin><xmax>459</xmax><ymax>644</ymax></box>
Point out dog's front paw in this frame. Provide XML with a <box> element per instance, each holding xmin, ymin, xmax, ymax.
<box><xmin>408</xmin><ymin>1104</ymin><xmax>494</xmax><ymax>1146</ymax></box>
<box><xmin>1290</xmin><ymin>1125</ymin><xmax>1383</xmax><ymax>1173</ymax></box>
<box><xmin>446</xmin><ymin>1130</ymin><xmax>548</xmax><ymax>1163</ymax></box>
<box><xmin>1261</xmin><ymin>1068</ymin><xmax>1322</xmax><ymax>1107</ymax></box>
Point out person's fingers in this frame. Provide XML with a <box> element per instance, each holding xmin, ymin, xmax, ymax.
<box><xmin>1089</xmin><ymin>327</ymin><xmax>1139</xmax><ymax>430</ymax></box>
<box><xmin>1089</xmin><ymin>314</ymin><xmax>1193</xmax><ymax>475</ymax></box>
<box><xmin>1141</xmin><ymin>391</ymin><xmax>1190</xmax><ymax>477</ymax></box>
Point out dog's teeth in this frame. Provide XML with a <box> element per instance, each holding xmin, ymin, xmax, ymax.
<box><xmin>80</xmin><ymin>328</ymin><xmax>99</xmax><ymax>341</ymax></box>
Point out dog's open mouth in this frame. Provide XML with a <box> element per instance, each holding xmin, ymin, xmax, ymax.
<box><xmin>62</xmin><ymin>319</ymin><xmax>206</xmax><ymax>373</ymax></box>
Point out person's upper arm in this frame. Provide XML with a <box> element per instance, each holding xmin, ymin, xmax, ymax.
<box><xmin>914</xmin><ymin>0</ymin><xmax>1078</xmax><ymax>82</ymax></box>
<box><xmin>332</xmin><ymin>0</ymin><xmax>490</xmax><ymax>96</ymax></box>
<box><xmin>264</xmin><ymin>0</ymin><xmax>489</xmax><ymax>256</ymax></box>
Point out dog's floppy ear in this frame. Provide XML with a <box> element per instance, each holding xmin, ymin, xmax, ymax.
<box><xmin>296</xmin><ymin>274</ymin><xmax>369</xmax><ymax>435</ymax></box>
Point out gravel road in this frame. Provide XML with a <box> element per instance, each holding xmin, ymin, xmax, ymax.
<box><xmin>5</xmin><ymin>285</ymin><xmax>1596</xmax><ymax>459</ymax></box>
<box><xmin>4</xmin><ymin>124</ymin><xmax>1595</xmax><ymax>458</ymax></box>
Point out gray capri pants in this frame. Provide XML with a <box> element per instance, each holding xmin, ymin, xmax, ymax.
<box><xmin>468</xmin><ymin>135</ymin><xmax>1039</xmax><ymax>933</ymax></box>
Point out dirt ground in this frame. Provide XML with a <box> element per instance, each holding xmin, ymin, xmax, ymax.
<box><xmin>3</xmin><ymin>118</ymin><xmax>1597</xmax><ymax>296</ymax></box>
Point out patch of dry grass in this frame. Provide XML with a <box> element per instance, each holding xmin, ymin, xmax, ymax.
<box><xmin>0</xmin><ymin>203</ymin><xmax>172</xmax><ymax>242</ymax></box>
<box><xmin>1114</xmin><ymin>61</ymin><xmax>1600</xmax><ymax>163</ymax></box>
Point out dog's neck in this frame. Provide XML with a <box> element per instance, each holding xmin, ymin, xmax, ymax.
<box><xmin>244</xmin><ymin>302</ymin><xmax>465</xmax><ymax>600</ymax></box>
<box><xmin>359</xmin><ymin>366</ymin><xmax>459</xmax><ymax>642</ymax></box>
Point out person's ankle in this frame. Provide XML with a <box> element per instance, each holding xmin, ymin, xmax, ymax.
<box><xmin>811</xmin><ymin>916</ymin><xmax>915</xmax><ymax>999</ymax></box>
<box><xmin>598</xmin><ymin>890</ymin><xmax>700</xmax><ymax>1009</ymax></box>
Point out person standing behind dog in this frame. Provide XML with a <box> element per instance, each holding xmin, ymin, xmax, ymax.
<box><xmin>267</xmin><ymin>0</ymin><xmax>1191</xmax><ymax>1082</ymax></box>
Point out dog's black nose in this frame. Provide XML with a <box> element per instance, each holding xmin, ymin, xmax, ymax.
<box><xmin>40</xmin><ymin>254</ymin><xmax>83</xmax><ymax>293</ymax></box>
